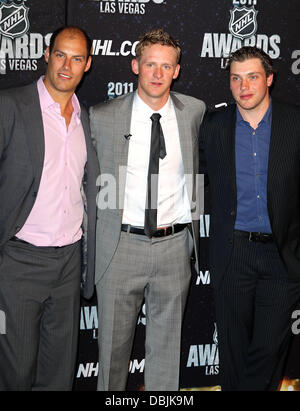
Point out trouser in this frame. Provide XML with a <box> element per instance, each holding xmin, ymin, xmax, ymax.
<box><xmin>0</xmin><ymin>238</ymin><xmax>81</xmax><ymax>391</ymax></box>
<box><xmin>96</xmin><ymin>227</ymin><xmax>191</xmax><ymax>391</ymax></box>
<box><xmin>214</xmin><ymin>232</ymin><xmax>300</xmax><ymax>391</ymax></box>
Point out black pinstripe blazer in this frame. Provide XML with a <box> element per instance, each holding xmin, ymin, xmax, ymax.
<box><xmin>199</xmin><ymin>100</ymin><xmax>300</xmax><ymax>289</ymax></box>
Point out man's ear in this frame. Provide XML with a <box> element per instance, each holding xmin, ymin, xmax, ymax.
<box><xmin>131</xmin><ymin>59</ymin><xmax>139</xmax><ymax>75</ymax></box>
<box><xmin>44</xmin><ymin>46</ymin><xmax>50</xmax><ymax>64</ymax></box>
<box><xmin>84</xmin><ymin>55</ymin><xmax>92</xmax><ymax>72</ymax></box>
<box><xmin>267</xmin><ymin>73</ymin><xmax>274</xmax><ymax>88</ymax></box>
<box><xmin>173</xmin><ymin>64</ymin><xmax>180</xmax><ymax>80</ymax></box>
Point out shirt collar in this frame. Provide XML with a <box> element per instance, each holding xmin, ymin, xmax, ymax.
<box><xmin>133</xmin><ymin>90</ymin><xmax>172</xmax><ymax>121</ymax></box>
<box><xmin>236</xmin><ymin>98</ymin><xmax>272</xmax><ymax>127</ymax></box>
<box><xmin>37</xmin><ymin>76</ymin><xmax>81</xmax><ymax>120</ymax></box>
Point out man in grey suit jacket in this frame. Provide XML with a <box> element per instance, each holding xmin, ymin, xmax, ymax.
<box><xmin>90</xmin><ymin>28</ymin><xmax>206</xmax><ymax>391</ymax></box>
<box><xmin>0</xmin><ymin>26</ymin><xmax>99</xmax><ymax>390</ymax></box>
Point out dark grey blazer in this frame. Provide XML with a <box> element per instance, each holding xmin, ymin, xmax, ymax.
<box><xmin>90</xmin><ymin>91</ymin><xmax>206</xmax><ymax>283</ymax></box>
<box><xmin>199</xmin><ymin>100</ymin><xmax>300</xmax><ymax>289</ymax></box>
<box><xmin>0</xmin><ymin>82</ymin><xmax>99</xmax><ymax>299</ymax></box>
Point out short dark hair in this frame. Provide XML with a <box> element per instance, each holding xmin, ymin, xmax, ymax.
<box><xmin>49</xmin><ymin>26</ymin><xmax>92</xmax><ymax>60</ymax></box>
<box><xmin>226</xmin><ymin>46</ymin><xmax>275</xmax><ymax>77</ymax></box>
<box><xmin>135</xmin><ymin>28</ymin><xmax>181</xmax><ymax>63</ymax></box>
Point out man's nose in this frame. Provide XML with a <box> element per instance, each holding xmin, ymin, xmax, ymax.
<box><xmin>241</xmin><ymin>78</ymin><xmax>249</xmax><ymax>89</ymax></box>
<box><xmin>62</xmin><ymin>57</ymin><xmax>71</xmax><ymax>70</ymax></box>
<box><xmin>154</xmin><ymin>66</ymin><xmax>163</xmax><ymax>78</ymax></box>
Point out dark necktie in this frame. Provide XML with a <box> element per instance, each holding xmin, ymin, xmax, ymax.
<box><xmin>144</xmin><ymin>113</ymin><xmax>167</xmax><ymax>238</ymax></box>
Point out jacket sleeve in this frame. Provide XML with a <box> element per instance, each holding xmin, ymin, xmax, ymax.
<box><xmin>0</xmin><ymin>93</ymin><xmax>13</xmax><ymax>161</ymax></box>
<box><xmin>199</xmin><ymin>111</ymin><xmax>209</xmax><ymax>177</ymax></box>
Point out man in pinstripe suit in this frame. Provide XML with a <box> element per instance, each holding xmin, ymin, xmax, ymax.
<box><xmin>0</xmin><ymin>26</ymin><xmax>98</xmax><ymax>390</ymax></box>
<box><xmin>199</xmin><ymin>46</ymin><xmax>300</xmax><ymax>391</ymax></box>
<box><xmin>90</xmin><ymin>29</ymin><xmax>206</xmax><ymax>391</ymax></box>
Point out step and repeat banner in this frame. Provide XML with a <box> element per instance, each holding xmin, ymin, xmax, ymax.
<box><xmin>1</xmin><ymin>0</ymin><xmax>300</xmax><ymax>391</ymax></box>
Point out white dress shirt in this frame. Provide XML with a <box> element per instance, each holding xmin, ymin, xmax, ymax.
<box><xmin>122</xmin><ymin>92</ymin><xmax>191</xmax><ymax>228</ymax></box>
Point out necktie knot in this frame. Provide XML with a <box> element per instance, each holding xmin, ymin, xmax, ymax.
<box><xmin>150</xmin><ymin>112</ymin><xmax>166</xmax><ymax>160</ymax></box>
<box><xmin>151</xmin><ymin>113</ymin><xmax>161</xmax><ymax>122</ymax></box>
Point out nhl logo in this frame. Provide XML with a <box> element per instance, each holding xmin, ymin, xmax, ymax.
<box><xmin>0</xmin><ymin>2</ymin><xmax>29</xmax><ymax>39</ymax></box>
<box><xmin>229</xmin><ymin>6</ymin><xmax>258</xmax><ymax>40</ymax></box>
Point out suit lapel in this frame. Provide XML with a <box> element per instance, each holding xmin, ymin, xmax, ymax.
<box><xmin>268</xmin><ymin>101</ymin><xmax>285</xmax><ymax>186</ymax></box>
<box><xmin>221</xmin><ymin>106</ymin><xmax>237</xmax><ymax>198</ymax></box>
<box><xmin>267</xmin><ymin>101</ymin><xmax>287</xmax><ymax>220</ymax></box>
<box><xmin>171</xmin><ymin>93</ymin><xmax>194</xmax><ymax>177</ymax></box>
<box><xmin>81</xmin><ymin>107</ymin><xmax>90</xmax><ymax>159</ymax></box>
<box><xmin>19</xmin><ymin>83</ymin><xmax>45</xmax><ymax>189</ymax></box>
<box><xmin>113</xmin><ymin>92</ymin><xmax>134</xmax><ymax>214</ymax></box>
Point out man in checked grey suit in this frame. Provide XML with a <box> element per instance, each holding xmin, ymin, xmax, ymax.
<box><xmin>90</xmin><ymin>28</ymin><xmax>206</xmax><ymax>391</ymax></box>
<box><xmin>0</xmin><ymin>26</ymin><xmax>99</xmax><ymax>390</ymax></box>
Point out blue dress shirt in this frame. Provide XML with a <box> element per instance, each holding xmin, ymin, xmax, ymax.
<box><xmin>234</xmin><ymin>102</ymin><xmax>272</xmax><ymax>233</ymax></box>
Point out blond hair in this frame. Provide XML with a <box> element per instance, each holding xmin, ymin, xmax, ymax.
<box><xmin>135</xmin><ymin>28</ymin><xmax>181</xmax><ymax>63</ymax></box>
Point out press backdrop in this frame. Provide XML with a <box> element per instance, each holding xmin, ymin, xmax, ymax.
<box><xmin>1</xmin><ymin>0</ymin><xmax>300</xmax><ymax>391</ymax></box>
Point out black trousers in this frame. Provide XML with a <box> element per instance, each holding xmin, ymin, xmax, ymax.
<box><xmin>0</xmin><ymin>238</ymin><xmax>81</xmax><ymax>391</ymax></box>
<box><xmin>214</xmin><ymin>232</ymin><xmax>300</xmax><ymax>391</ymax></box>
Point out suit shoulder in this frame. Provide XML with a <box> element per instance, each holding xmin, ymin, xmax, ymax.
<box><xmin>0</xmin><ymin>82</ymin><xmax>36</xmax><ymax>98</ymax></box>
<box><xmin>203</xmin><ymin>104</ymin><xmax>235</xmax><ymax>123</ymax></box>
<box><xmin>0</xmin><ymin>83</ymin><xmax>38</xmax><ymax>121</ymax></box>
<box><xmin>171</xmin><ymin>91</ymin><xmax>206</xmax><ymax>111</ymax></box>
<box><xmin>272</xmin><ymin>99</ymin><xmax>300</xmax><ymax>117</ymax></box>
<box><xmin>0</xmin><ymin>83</ymin><xmax>39</xmax><ymax>117</ymax></box>
<box><xmin>90</xmin><ymin>92</ymin><xmax>133</xmax><ymax>117</ymax></box>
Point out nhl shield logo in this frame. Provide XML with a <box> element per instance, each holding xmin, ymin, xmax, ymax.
<box><xmin>229</xmin><ymin>6</ymin><xmax>258</xmax><ymax>40</ymax></box>
<box><xmin>0</xmin><ymin>3</ymin><xmax>29</xmax><ymax>39</ymax></box>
